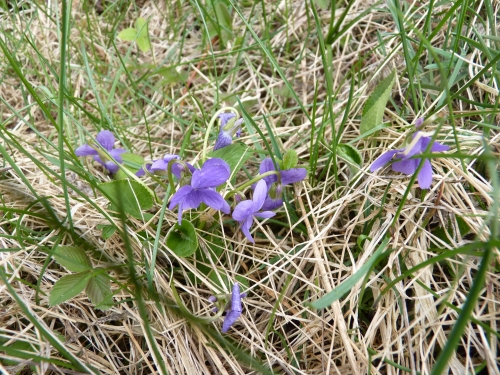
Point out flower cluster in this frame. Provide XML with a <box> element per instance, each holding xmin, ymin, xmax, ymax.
<box><xmin>75</xmin><ymin>112</ymin><xmax>307</xmax><ymax>243</ymax></box>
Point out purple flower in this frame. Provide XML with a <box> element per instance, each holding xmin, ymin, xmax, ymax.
<box><xmin>169</xmin><ymin>158</ymin><xmax>231</xmax><ymax>224</ymax></box>
<box><xmin>75</xmin><ymin>130</ymin><xmax>126</xmax><ymax>173</ymax></box>
<box><xmin>136</xmin><ymin>154</ymin><xmax>195</xmax><ymax>178</ymax></box>
<box><xmin>370</xmin><ymin>132</ymin><xmax>450</xmax><ymax>189</ymax></box>
<box><xmin>214</xmin><ymin>112</ymin><xmax>244</xmax><ymax>151</ymax></box>
<box><xmin>232</xmin><ymin>180</ymin><xmax>276</xmax><ymax>243</ymax></box>
<box><xmin>256</xmin><ymin>158</ymin><xmax>307</xmax><ymax>210</ymax></box>
<box><xmin>222</xmin><ymin>283</ymin><xmax>243</xmax><ymax>333</ymax></box>
<box><xmin>259</xmin><ymin>158</ymin><xmax>307</xmax><ymax>186</ymax></box>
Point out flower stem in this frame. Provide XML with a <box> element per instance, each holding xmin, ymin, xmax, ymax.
<box><xmin>225</xmin><ymin>171</ymin><xmax>280</xmax><ymax>200</ymax></box>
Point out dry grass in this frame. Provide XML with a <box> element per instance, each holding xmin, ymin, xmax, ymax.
<box><xmin>0</xmin><ymin>1</ymin><xmax>499</xmax><ymax>374</ymax></box>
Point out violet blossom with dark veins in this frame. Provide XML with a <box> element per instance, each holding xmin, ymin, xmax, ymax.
<box><xmin>169</xmin><ymin>158</ymin><xmax>231</xmax><ymax>224</ymax></box>
<box><xmin>232</xmin><ymin>180</ymin><xmax>276</xmax><ymax>243</ymax></box>
<box><xmin>213</xmin><ymin>112</ymin><xmax>243</xmax><ymax>151</ymax></box>
<box><xmin>370</xmin><ymin>131</ymin><xmax>449</xmax><ymax>189</ymax></box>
<box><xmin>75</xmin><ymin>130</ymin><xmax>126</xmax><ymax>174</ymax></box>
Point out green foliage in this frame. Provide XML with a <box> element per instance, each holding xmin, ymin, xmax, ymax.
<box><xmin>337</xmin><ymin>143</ymin><xmax>362</xmax><ymax>175</ymax></box>
<box><xmin>360</xmin><ymin>70</ymin><xmax>396</xmax><ymax>135</ymax></box>
<box><xmin>49</xmin><ymin>272</ymin><xmax>93</xmax><ymax>307</ymax></box>
<box><xmin>50</xmin><ymin>247</ymin><xmax>113</xmax><ymax>310</ymax></box>
<box><xmin>118</xmin><ymin>17</ymin><xmax>151</xmax><ymax>53</ymax></box>
<box><xmin>281</xmin><ymin>149</ymin><xmax>298</xmax><ymax>170</ymax></box>
<box><xmin>99</xmin><ymin>179</ymin><xmax>154</xmax><ymax>219</ymax></box>
<box><xmin>166</xmin><ymin>220</ymin><xmax>199</xmax><ymax>257</ymax></box>
<box><xmin>86</xmin><ymin>271</ymin><xmax>114</xmax><ymax>310</ymax></box>
<box><xmin>208</xmin><ymin>142</ymin><xmax>252</xmax><ymax>177</ymax></box>
<box><xmin>309</xmin><ymin>237</ymin><xmax>390</xmax><ymax>309</ymax></box>
<box><xmin>52</xmin><ymin>246</ymin><xmax>92</xmax><ymax>272</ymax></box>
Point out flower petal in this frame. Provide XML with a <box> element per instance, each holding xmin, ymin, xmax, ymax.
<box><xmin>214</xmin><ymin>131</ymin><xmax>233</xmax><ymax>151</ymax></box>
<box><xmin>281</xmin><ymin>168</ymin><xmax>307</xmax><ymax>185</ymax></box>
<box><xmin>417</xmin><ymin>159</ymin><xmax>433</xmax><ymax>189</ymax></box>
<box><xmin>103</xmin><ymin>161</ymin><xmax>119</xmax><ymax>173</ymax></box>
<box><xmin>218</xmin><ymin>112</ymin><xmax>236</xmax><ymax>128</ymax></box>
<box><xmin>75</xmin><ymin>144</ymin><xmax>98</xmax><ymax>157</ymax></box>
<box><xmin>240</xmin><ymin>216</ymin><xmax>254</xmax><ymax>243</ymax></box>
<box><xmin>430</xmin><ymin>142</ymin><xmax>450</xmax><ymax>152</ymax></box>
<box><xmin>404</xmin><ymin>136</ymin><xmax>425</xmax><ymax>159</ymax></box>
<box><xmin>370</xmin><ymin>150</ymin><xmax>401</xmax><ymax>172</ymax></box>
<box><xmin>136</xmin><ymin>163</ymin><xmax>152</xmax><ymax>177</ymax></box>
<box><xmin>391</xmin><ymin>158</ymin><xmax>418</xmax><ymax>174</ymax></box>
<box><xmin>110</xmin><ymin>148</ymin><xmax>126</xmax><ymax>163</ymax></box>
<box><xmin>150</xmin><ymin>159</ymin><xmax>169</xmax><ymax>172</ymax></box>
<box><xmin>261</xmin><ymin>197</ymin><xmax>283</xmax><ymax>211</ymax></box>
<box><xmin>255</xmin><ymin>211</ymin><xmax>276</xmax><ymax>219</ymax></box>
<box><xmin>96</xmin><ymin>130</ymin><xmax>115</xmax><ymax>151</ymax></box>
<box><xmin>191</xmin><ymin>158</ymin><xmax>230</xmax><ymax>189</ymax></box>
<box><xmin>252</xmin><ymin>180</ymin><xmax>268</xmax><ymax>210</ymax></box>
<box><xmin>197</xmin><ymin>189</ymin><xmax>230</xmax><ymax>213</ymax></box>
<box><xmin>169</xmin><ymin>185</ymin><xmax>194</xmax><ymax>210</ymax></box>
<box><xmin>259</xmin><ymin>158</ymin><xmax>278</xmax><ymax>185</ymax></box>
<box><xmin>230</xmin><ymin>283</ymin><xmax>242</xmax><ymax>312</ymax></box>
<box><xmin>232</xmin><ymin>200</ymin><xmax>255</xmax><ymax>221</ymax></box>
<box><xmin>222</xmin><ymin>309</ymin><xmax>241</xmax><ymax>333</ymax></box>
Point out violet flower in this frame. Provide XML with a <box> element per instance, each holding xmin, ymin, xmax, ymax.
<box><xmin>213</xmin><ymin>112</ymin><xmax>244</xmax><ymax>151</ymax></box>
<box><xmin>370</xmin><ymin>131</ymin><xmax>449</xmax><ymax>189</ymax></box>
<box><xmin>222</xmin><ymin>283</ymin><xmax>244</xmax><ymax>333</ymax></box>
<box><xmin>136</xmin><ymin>154</ymin><xmax>194</xmax><ymax>178</ymax></box>
<box><xmin>232</xmin><ymin>180</ymin><xmax>276</xmax><ymax>243</ymax></box>
<box><xmin>169</xmin><ymin>158</ymin><xmax>231</xmax><ymax>224</ymax></box>
<box><xmin>257</xmin><ymin>158</ymin><xmax>307</xmax><ymax>211</ymax></box>
<box><xmin>75</xmin><ymin>130</ymin><xmax>126</xmax><ymax>173</ymax></box>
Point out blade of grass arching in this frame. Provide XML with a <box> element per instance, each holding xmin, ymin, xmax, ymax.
<box><xmin>309</xmin><ymin>83</ymin><xmax>320</xmax><ymax>185</ymax></box>
<box><xmin>430</xmin><ymin>243</ymin><xmax>494</xmax><ymax>375</ymax></box>
<box><xmin>387</xmin><ymin>0</ymin><xmax>418</xmax><ymax>111</ymax></box>
<box><xmin>113</xmin><ymin>190</ymin><xmax>170</xmax><ymax>375</ymax></box>
<box><xmin>228</xmin><ymin>0</ymin><xmax>311</xmax><ymax>124</ymax></box>
<box><xmin>416</xmin><ymin>280</ymin><xmax>500</xmax><ymax>340</ymax></box>
<box><xmin>264</xmin><ymin>270</ymin><xmax>295</xmax><ymax>350</ymax></box>
<box><xmin>329</xmin><ymin>0</ymin><xmax>385</xmax><ymax>46</ymax></box>
<box><xmin>0</xmin><ymin>269</ymin><xmax>100</xmax><ymax>374</ymax></box>
<box><xmin>238</xmin><ymin>97</ymin><xmax>276</xmax><ymax>164</ymax></box>
<box><xmin>449</xmin><ymin>0</ymin><xmax>470</xmax><ymax>63</ymax></box>
<box><xmin>309</xmin><ymin>236</ymin><xmax>390</xmax><ymax>310</ymax></box>
<box><xmin>374</xmin><ymin>241</ymin><xmax>491</xmax><ymax>305</ymax></box>
<box><xmin>471</xmin><ymin>28</ymin><xmax>500</xmax><ymax>139</ymax></box>
<box><xmin>192</xmin><ymin>0</ymin><xmax>220</xmax><ymax>105</ymax></box>
<box><xmin>310</xmin><ymin>0</ymin><xmax>337</xmax><ymax>179</ymax></box>
<box><xmin>261</xmin><ymin>115</ymin><xmax>282</xmax><ymax>159</ymax></box>
<box><xmin>57</xmin><ymin>0</ymin><xmax>74</xmax><ymax>230</ymax></box>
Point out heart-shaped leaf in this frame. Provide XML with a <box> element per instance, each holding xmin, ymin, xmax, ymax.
<box><xmin>166</xmin><ymin>220</ymin><xmax>198</xmax><ymax>257</ymax></box>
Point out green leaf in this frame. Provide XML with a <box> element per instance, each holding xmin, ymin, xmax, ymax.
<box><xmin>214</xmin><ymin>2</ymin><xmax>233</xmax><ymax>45</ymax></box>
<box><xmin>52</xmin><ymin>246</ymin><xmax>92</xmax><ymax>273</ymax></box>
<box><xmin>99</xmin><ymin>179</ymin><xmax>154</xmax><ymax>218</ymax></box>
<box><xmin>118</xmin><ymin>28</ymin><xmax>137</xmax><ymax>41</ymax></box>
<box><xmin>314</xmin><ymin>0</ymin><xmax>330</xmax><ymax>9</ymax></box>
<box><xmin>360</xmin><ymin>70</ymin><xmax>396</xmax><ymax>135</ymax></box>
<box><xmin>121</xmin><ymin>153</ymin><xmax>144</xmax><ymax>170</ymax></box>
<box><xmin>208</xmin><ymin>143</ymin><xmax>252</xmax><ymax>177</ymax></box>
<box><xmin>135</xmin><ymin>18</ymin><xmax>148</xmax><ymax>38</ymax></box>
<box><xmin>166</xmin><ymin>220</ymin><xmax>198</xmax><ymax>257</ymax></box>
<box><xmin>97</xmin><ymin>224</ymin><xmax>117</xmax><ymax>240</ymax></box>
<box><xmin>309</xmin><ymin>236</ymin><xmax>390</xmax><ymax>309</ymax></box>
<box><xmin>337</xmin><ymin>143</ymin><xmax>363</xmax><ymax>175</ymax></box>
<box><xmin>86</xmin><ymin>271</ymin><xmax>113</xmax><ymax>310</ymax></box>
<box><xmin>282</xmin><ymin>149</ymin><xmax>298</xmax><ymax>170</ymax></box>
<box><xmin>49</xmin><ymin>272</ymin><xmax>92</xmax><ymax>306</ymax></box>
<box><xmin>136</xmin><ymin>37</ymin><xmax>151</xmax><ymax>53</ymax></box>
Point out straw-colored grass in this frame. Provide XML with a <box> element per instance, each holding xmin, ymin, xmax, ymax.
<box><xmin>0</xmin><ymin>1</ymin><xmax>499</xmax><ymax>374</ymax></box>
